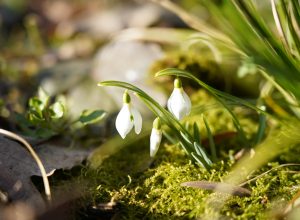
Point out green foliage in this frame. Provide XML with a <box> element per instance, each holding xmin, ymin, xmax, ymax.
<box><xmin>84</xmin><ymin>135</ymin><xmax>300</xmax><ymax>219</ymax></box>
<box><xmin>16</xmin><ymin>87</ymin><xmax>66</xmax><ymax>138</ymax></box>
<box><xmin>203</xmin><ymin>115</ymin><xmax>217</xmax><ymax>162</ymax></box>
<box><xmin>82</xmin><ymin>88</ymin><xmax>298</xmax><ymax>219</ymax></box>
<box><xmin>198</xmin><ymin>0</ymin><xmax>300</xmax><ymax>114</ymax></box>
<box><xmin>17</xmin><ymin>87</ymin><xmax>106</xmax><ymax>139</ymax></box>
<box><xmin>27</xmin><ymin>88</ymin><xmax>64</xmax><ymax>123</ymax></box>
<box><xmin>79</xmin><ymin>110</ymin><xmax>107</xmax><ymax>126</ymax></box>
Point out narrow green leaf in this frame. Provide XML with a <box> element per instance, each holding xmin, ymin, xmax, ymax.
<box><xmin>79</xmin><ymin>110</ymin><xmax>107</xmax><ymax>125</ymax></box>
<box><xmin>162</xmin><ymin>130</ymin><xmax>177</xmax><ymax>145</ymax></box>
<box><xmin>291</xmin><ymin>0</ymin><xmax>300</xmax><ymax>28</ymax></box>
<box><xmin>193</xmin><ymin>122</ymin><xmax>201</xmax><ymax>144</ymax></box>
<box><xmin>191</xmin><ymin>152</ymin><xmax>210</xmax><ymax>169</ymax></box>
<box><xmin>193</xmin><ymin>142</ymin><xmax>212</xmax><ymax>166</ymax></box>
<box><xmin>180</xmin><ymin>131</ymin><xmax>193</xmax><ymax>146</ymax></box>
<box><xmin>203</xmin><ymin>116</ymin><xmax>217</xmax><ymax>162</ymax></box>
<box><xmin>279</xmin><ymin>0</ymin><xmax>300</xmax><ymax>56</ymax></box>
<box><xmin>254</xmin><ymin>113</ymin><xmax>267</xmax><ymax>145</ymax></box>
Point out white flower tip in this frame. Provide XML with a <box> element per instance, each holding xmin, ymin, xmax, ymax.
<box><xmin>132</xmin><ymin>107</ymin><xmax>142</xmax><ymax>134</ymax></box>
<box><xmin>119</xmin><ymin>133</ymin><xmax>126</xmax><ymax>139</ymax></box>
<box><xmin>135</xmin><ymin>126</ymin><xmax>142</xmax><ymax>134</ymax></box>
<box><xmin>150</xmin><ymin>128</ymin><xmax>162</xmax><ymax>157</ymax></box>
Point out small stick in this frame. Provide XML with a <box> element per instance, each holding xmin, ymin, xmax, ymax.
<box><xmin>0</xmin><ymin>129</ymin><xmax>52</xmax><ymax>202</ymax></box>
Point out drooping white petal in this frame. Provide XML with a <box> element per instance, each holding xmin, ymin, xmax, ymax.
<box><xmin>115</xmin><ymin>104</ymin><xmax>133</xmax><ymax>139</ymax></box>
<box><xmin>182</xmin><ymin>90</ymin><xmax>191</xmax><ymax>115</ymax></box>
<box><xmin>167</xmin><ymin>88</ymin><xmax>191</xmax><ymax>120</ymax></box>
<box><xmin>150</xmin><ymin>128</ymin><xmax>162</xmax><ymax>157</ymax></box>
<box><xmin>131</xmin><ymin>107</ymin><xmax>142</xmax><ymax>134</ymax></box>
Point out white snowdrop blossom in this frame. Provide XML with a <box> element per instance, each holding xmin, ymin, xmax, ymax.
<box><xmin>115</xmin><ymin>91</ymin><xmax>142</xmax><ymax>139</ymax></box>
<box><xmin>150</xmin><ymin>117</ymin><xmax>162</xmax><ymax>157</ymax></box>
<box><xmin>167</xmin><ymin>78</ymin><xmax>191</xmax><ymax>120</ymax></box>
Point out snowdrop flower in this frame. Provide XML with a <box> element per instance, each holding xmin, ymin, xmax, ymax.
<box><xmin>167</xmin><ymin>78</ymin><xmax>191</xmax><ymax>120</ymax></box>
<box><xmin>150</xmin><ymin>117</ymin><xmax>162</xmax><ymax>157</ymax></box>
<box><xmin>115</xmin><ymin>91</ymin><xmax>142</xmax><ymax>139</ymax></box>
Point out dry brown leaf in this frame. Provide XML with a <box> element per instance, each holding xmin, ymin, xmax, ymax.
<box><xmin>0</xmin><ymin>135</ymin><xmax>91</xmax><ymax>212</ymax></box>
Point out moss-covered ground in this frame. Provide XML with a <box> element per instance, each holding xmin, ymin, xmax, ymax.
<box><xmin>79</xmin><ymin>90</ymin><xmax>300</xmax><ymax>219</ymax></box>
<box><xmin>82</xmin><ymin>136</ymin><xmax>300</xmax><ymax>219</ymax></box>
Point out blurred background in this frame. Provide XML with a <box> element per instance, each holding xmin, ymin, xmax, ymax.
<box><xmin>0</xmin><ymin>0</ymin><xmax>261</xmax><ymax>128</ymax></box>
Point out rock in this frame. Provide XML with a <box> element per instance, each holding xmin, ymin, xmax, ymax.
<box><xmin>38</xmin><ymin>59</ymin><xmax>91</xmax><ymax>95</ymax></box>
<box><xmin>73</xmin><ymin>3</ymin><xmax>167</xmax><ymax>38</ymax></box>
<box><xmin>92</xmin><ymin>41</ymin><xmax>166</xmax><ymax>114</ymax></box>
<box><xmin>66</xmin><ymin>77</ymin><xmax>115</xmax><ymax>119</ymax></box>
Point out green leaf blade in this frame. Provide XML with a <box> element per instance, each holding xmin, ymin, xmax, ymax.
<box><xmin>79</xmin><ymin>110</ymin><xmax>107</xmax><ymax>125</ymax></box>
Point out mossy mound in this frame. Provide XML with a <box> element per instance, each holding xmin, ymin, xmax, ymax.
<box><xmin>83</xmin><ymin>137</ymin><xmax>300</xmax><ymax>219</ymax></box>
<box><xmin>82</xmin><ymin>89</ymin><xmax>300</xmax><ymax>219</ymax></box>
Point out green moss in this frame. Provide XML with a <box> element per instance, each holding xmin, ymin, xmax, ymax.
<box><xmin>83</xmin><ymin>137</ymin><xmax>300</xmax><ymax>219</ymax></box>
<box><xmin>81</xmin><ymin>90</ymin><xmax>300</xmax><ymax>219</ymax></box>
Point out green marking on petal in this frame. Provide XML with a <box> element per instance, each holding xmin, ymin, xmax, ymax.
<box><xmin>130</xmin><ymin>114</ymin><xmax>134</xmax><ymax>122</ymax></box>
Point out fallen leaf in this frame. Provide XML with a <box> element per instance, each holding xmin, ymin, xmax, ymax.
<box><xmin>181</xmin><ymin>181</ymin><xmax>251</xmax><ymax>197</ymax></box>
<box><xmin>0</xmin><ymin>135</ymin><xmax>91</xmax><ymax>213</ymax></box>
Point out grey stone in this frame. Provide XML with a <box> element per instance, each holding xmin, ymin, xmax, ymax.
<box><xmin>92</xmin><ymin>41</ymin><xmax>166</xmax><ymax>114</ymax></box>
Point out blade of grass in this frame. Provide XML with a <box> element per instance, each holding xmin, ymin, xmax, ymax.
<box><xmin>254</xmin><ymin>111</ymin><xmax>267</xmax><ymax>145</ymax></box>
<box><xmin>271</xmin><ymin>0</ymin><xmax>289</xmax><ymax>49</ymax></box>
<box><xmin>193</xmin><ymin>123</ymin><xmax>201</xmax><ymax>144</ymax></box>
<box><xmin>203</xmin><ymin>115</ymin><xmax>217</xmax><ymax>162</ymax></box>
<box><xmin>291</xmin><ymin>0</ymin><xmax>300</xmax><ymax>29</ymax></box>
<box><xmin>279</xmin><ymin>0</ymin><xmax>300</xmax><ymax>56</ymax></box>
<box><xmin>193</xmin><ymin>142</ymin><xmax>212</xmax><ymax>166</ymax></box>
<box><xmin>204</xmin><ymin>0</ymin><xmax>300</xmax><ymax>102</ymax></box>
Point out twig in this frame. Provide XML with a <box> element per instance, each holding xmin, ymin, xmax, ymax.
<box><xmin>0</xmin><ymin>129</ymin><xmax>52</xmax><ymax>202</ymax></box>
<box><xmin>239</xmin><ymin>163</ymin><xmax>300</xmax><ymax>187</ymax></box>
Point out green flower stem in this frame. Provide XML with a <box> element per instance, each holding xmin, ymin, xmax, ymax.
<box><xmin>155</xmin><ymin>68</ymin><xmax>249</xmax><ymax>144</ymax></box>
<box><xmin>98</xmin><ymin>81</ymin><xmax>190</xmax><ymax>137</ymax></box>
<box><xmin>98</xmin><ymin>81</ymin><xmax>212</xmax><ymax>168</ymax></box>
<box><xmin>137</xmin><ymin>94</ymin><xmax>212</xmax><ymax>169</ymax></box>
